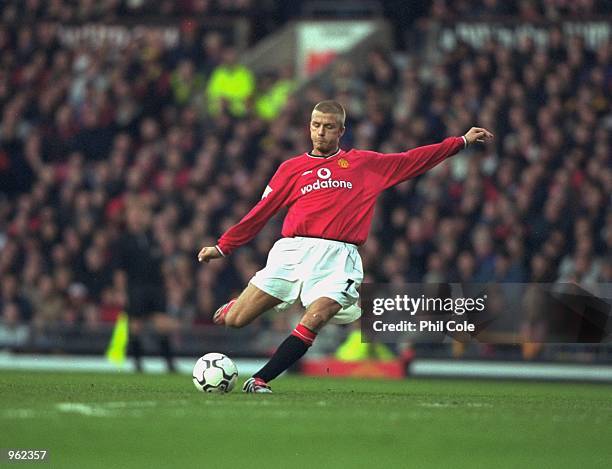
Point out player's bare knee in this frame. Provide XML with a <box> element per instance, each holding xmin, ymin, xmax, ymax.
<box><xmin>302</xmin><ymin>315</ymin><xmax>326</xmax><ymax>331</ymax></box>
<box><xmin>225</xmin><ymin>315</ymin><xmax>244</xmax><ymax>328</ymax></box>
<box><xmin>224</xmin><ymin>309</ymin><xmax>243</xmax><ymax>328</ymax></box>
<box><xmin>302</xmin><ymin>299</ymin><xmax>342</xmax><ymax>331</ymax></box>
<box><xmin>316</xmin><ymin>299</ymin><xmax>342</xmax><ymax>317</ymax></box>
<box><xmin>225</xmin><ymin>303</ymin><xmax>253</xmax><ymax>328</ymax></box>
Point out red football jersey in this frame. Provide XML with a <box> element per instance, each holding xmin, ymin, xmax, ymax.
<box><xmin>216</xmin><ymin>137</ymin><xmax>466</xmax><ymax>256</ymax></box>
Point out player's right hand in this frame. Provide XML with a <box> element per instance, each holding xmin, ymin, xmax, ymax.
<box><xmin>197</xmin><ymin>246</ymin><xmax>223</xmax><ymax>263</ymax></box>
<box><xmin>464</xmin><ymin>127</ymin><xmax>494</xmax><ymax>145</ymax></box>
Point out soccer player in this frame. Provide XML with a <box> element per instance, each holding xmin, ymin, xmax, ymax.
<box><xmin>197</xmin><ymin>101</ymin><xmax>493</xmax><ymax>392</ymax></box>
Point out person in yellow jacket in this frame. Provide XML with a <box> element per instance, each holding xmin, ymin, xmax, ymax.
<box><xmin>206</xmin><ymin>48</ymin><xmax>255</xmax><ymax>117</ymax></box>
<box><xmin>335</xmin><ymin>326</ymin><xmax>395</xmax><ymax>362</ymax></box>
<box><xmin>171</xmin><ymin>59</ymin><xmax>206</xmax><ymax>106</ymax></box>
<box><xmin>254</xmin><ymin>70</ymin><xmax>296</xmax><ymax>121</ymax></box>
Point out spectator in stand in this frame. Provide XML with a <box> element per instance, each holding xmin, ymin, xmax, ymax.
<box><xmin>206</xmin><ymin>47</ymin><xmax>255</xmax><ymax>117</ymax></box>
<box><xmin>254</xmin><ymin>67</ymin><xmax>296</xmax><ymax>121</ymax></box>
<box><xmin>30</xmin><ymin>275</ymin><xmax>66</xmax><ymax>331</ymax></box>
<box><xmin>0</xmin><ymin>275</ymin><xmax>33</xmax><ymax>322</ymax></box>
<box><xmin>170</xmin><ymin>59</ymin><xmax>206</xmax><ymax>107</ymax></box>
<box><xmin>0</xmin><ymin>302</ymin><xmax>29</xmax><ymax>349</ymax></box>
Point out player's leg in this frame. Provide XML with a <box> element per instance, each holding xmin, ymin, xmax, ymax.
<box><xmin>299</xmin><ymin>297</ymin><xmax>343</xmax><ymax>332</ymax></box>
<box><xmin>152</xmin><ymin>312</ymin><xmax>179</xmax><ymax>372</ymax></box>
<box><xmin>128</xmin><ymin>317</ymin><xmax>145</xmax><ymax>372</ymax></box>
<box><xmin>244</xmin><ymin>297</ymin><xmax>342</xmax><ymax>392</ymax></box>
<box><xmin>218</xmin><ymin>283</ymin><xmax>284</xmax><ymax>328</ymax></box>
<box><xmin>144</xmin><ymin>285</ymin><xmax>177</xmax><ymax>373</ymax></box>
<box><xmin>215</xmin><ymin>238</ymin><xmax>303</xmax><ymax>327</ymax></box>
<box><xmin>127</xmin><ymin>286</ymin><xmax>147</xmax><ymax>372</ymax></box>
<box><xmin>244</xmin><ymin>240</ymin><xmax>363</xmax><ymax>392</ymax></box>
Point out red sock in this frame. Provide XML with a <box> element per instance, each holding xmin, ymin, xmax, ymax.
<box><xmin>290</xmin><ymin>323</ymin><xmax>317</xmax><ymax>346</ymax></box>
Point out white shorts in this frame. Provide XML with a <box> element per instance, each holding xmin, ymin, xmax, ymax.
<box><xmin>250</xmin><ymin>237</ymin><xmax>364</xmax><ymax>324</ymax></box>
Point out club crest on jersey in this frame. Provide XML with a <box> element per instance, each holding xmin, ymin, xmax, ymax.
<box><xmin>338</xmin><ymin>158</ymin><xmax>349</xmax><ymax>168</ymax></box>
<box><xmin>300</xmin><ymin>167</ymin><xmax>352</xmax><ymax>195</ymax></box>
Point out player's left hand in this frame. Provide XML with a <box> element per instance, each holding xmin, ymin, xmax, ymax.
<box><xmin>464</xmin><ymin>127</ymin><xmax>494</xmax><ymax>145</ymax></box>
<box><xmin>197</xmin><ymin>246</ymin><xmax>223</xmax><ymax>263</ymax></box>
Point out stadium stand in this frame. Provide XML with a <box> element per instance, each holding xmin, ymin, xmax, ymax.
<box><xmin>0</xmin><ymin>0</ymin><xmax>610</xmax><ymax>361</ymax></box>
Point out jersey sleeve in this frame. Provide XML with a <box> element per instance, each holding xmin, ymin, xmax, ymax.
<box><xmin>369</xmin><ymin>136</ymin><xmax>466</xmax><ymax>190</ymax></box>
<box><xmin>216</xmin><ymin>162</ymin><xmax>293</xmax><ymax>256</ymax></box>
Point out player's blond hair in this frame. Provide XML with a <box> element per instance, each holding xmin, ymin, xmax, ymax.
<box><xmin>313</xmin><ymin>100</ymin><xmax>346</xmax><ymax>126</ymax></box>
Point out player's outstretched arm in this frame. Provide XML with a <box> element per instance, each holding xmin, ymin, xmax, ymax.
<box><xmin>371</xmin><ymin>127</ymin><xmax>494</xmax><ymax>190</ymax></box>
<box><xmin>206</xmin><ymin>161</ymin><xmax>293</xmax><ymax>258</ymax></box>
<box><xmin>197</xmin><ymin>246</ymin><xmax>224</xmax><ymax>263</ymax></box>
<box><xmin>464</xmin><ymin>127</ymin><xmax>494</xmax><ymax>145</ymax></box>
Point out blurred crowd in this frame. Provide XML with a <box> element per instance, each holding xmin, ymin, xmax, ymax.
<box><xmin>0</xmin><ymin>1</ymin><xmax>610</xmax><ymax>342</ymax></box>
<box><xmin>428</xmin><ymin>0</ymin><xmax>611</xmax><ymax>20</ymax></box>
<box><xmin>0</xmin><ymin>0</ymin><xmax>262</xmax><ymax>22</ymax></box>
<box><xmin>326</xmin><ymin>32</ymin><xmax>610</xmax><ymax>289</ymax></box>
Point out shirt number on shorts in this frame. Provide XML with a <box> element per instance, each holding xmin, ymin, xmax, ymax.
<box><xmin>344</xmin><ymin>279</ymin><xmax>355</xmax><ymax>291</ymax></box>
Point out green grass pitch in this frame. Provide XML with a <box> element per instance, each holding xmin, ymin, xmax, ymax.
<box><xmin>1</xmin><ymin>371</ymin><xmax>611</xmax><ymax>468</ymax></box>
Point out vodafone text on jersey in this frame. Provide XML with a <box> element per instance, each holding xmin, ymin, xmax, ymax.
<box><xmin>300</xmin><ymin>167</ymin><xmax>353</xmax><ymax>195</ymax></box>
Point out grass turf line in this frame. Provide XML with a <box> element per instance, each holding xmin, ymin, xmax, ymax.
<box><xmin>1</xmin><ymin>371</ymin><xmax>611</xmax><ymax>468</ymax></box>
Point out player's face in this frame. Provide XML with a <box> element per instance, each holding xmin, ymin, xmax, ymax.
<box><xmin>310</xmin><ymin>111</ymin><xmax>345</xmax><ymax>156</ymax></box>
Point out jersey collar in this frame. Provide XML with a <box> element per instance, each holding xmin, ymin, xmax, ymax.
<box><xmin>306</xmin><ymin>148</ymin><xmax>342</xmax><ymax>159</ymax></box>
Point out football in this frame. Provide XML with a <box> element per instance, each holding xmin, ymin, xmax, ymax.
<box><xmin>192</xmin><ymin>353</ymin><xmax>238</xmax><ymax>393</ymax></box>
